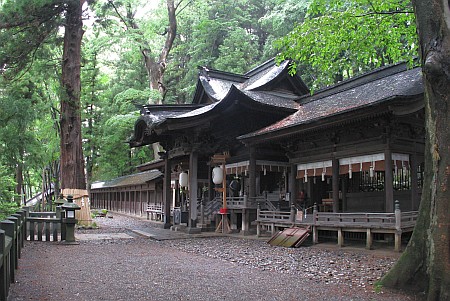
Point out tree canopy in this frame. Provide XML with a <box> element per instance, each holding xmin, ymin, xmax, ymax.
<box><xmin>276</xmin><ymin>0</ymin><xmax>418</xmax><ymax>90</ymax></box>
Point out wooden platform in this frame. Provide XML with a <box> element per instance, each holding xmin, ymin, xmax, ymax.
<box><xmin>256</xmin><ymin>209</ymin><xmax>418</xmax><ymax>251</ymax></box>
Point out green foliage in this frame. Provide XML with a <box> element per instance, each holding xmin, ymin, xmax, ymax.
<box><xmin>0</xmin><ymin>171</ymin><xmax>17</xmax><ymax>202</ymax></box>
<box><xmin>215</xmin><ymin>27</ymin><xmax>258</xmax><ymax>74</ymax></box>
<box><xmin>92</xmin><ymin>111</ymin><xmax>152</xmax><ymax>181</ymax></box>
<box><xmin>275</xmin><ymin>0</ymin><xmax>418</xmax><ymax>90</ymax></box>
<box><xmin>0</xmin><ymin>201</ymin><xmax>20</xmax><ymax>221</ymax></box>
<box><xmin>113</xmin><ymin>88</ymin><xmax>157</xmax><ymax>111</ymax></box>
<box><xmin>0</xmin><ymin>0</ymin><xmax>63</xmax><ymax>78</ymax></box>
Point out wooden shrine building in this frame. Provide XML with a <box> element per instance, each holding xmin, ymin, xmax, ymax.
<box><xmin>91</xmin><ymin>60</ymin><xmax>424</xmax><ymax>246</ymax></box>
<box><xmin>240</xmin><ymin>63</ymin><xmax>425</xmax><ymax>214</ymax></box>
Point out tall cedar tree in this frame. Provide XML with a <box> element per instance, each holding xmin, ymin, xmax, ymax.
<box><xmin>0</xmin><ymin>0</ymin><xmax>86</xmax><ymax>190</ymax></box>
<box><xmin>60</xmin><ymin>0</ymin><xmax>86</xmax><ymax>190</ymax></box>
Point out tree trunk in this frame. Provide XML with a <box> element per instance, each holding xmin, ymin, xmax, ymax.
<box><xmin>133</xmin><ymin>0</ymin><xmax>177</xmax><ymax>103</ymax></box>
<box><xmin>380</xmin><ymin>1</ymin><xmax>450</xmax><ymax>300</ymax></box>
<box><xmin>15</xmin><ymin>160</ymin><xmax>23</xmax><ymax>205</ymax></box>
<box><xmin>60</xmin><ymin>0</ymin><xmax>86</xmax><ymax>190</ymax></box>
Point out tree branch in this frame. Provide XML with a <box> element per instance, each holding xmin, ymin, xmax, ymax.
<box><xmin>353</xmin><ymin>10</ymin><xmax>414</xmax><ymax>17</ymax></box>
<box><xmin>175</xmin><ymin>0</ymin><xmax>193</xmax><ymax>16</ymax></box>
<box><xmin>358</xmin><ymin>1</ymin><xmax>413</xmax><ymax>17</ymax></box>
<box><xmin>107</xmin><ymin>0</ymin><xmax>132</xmax><ymax>30</ymax></box>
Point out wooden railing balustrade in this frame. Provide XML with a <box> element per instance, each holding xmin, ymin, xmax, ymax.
<box><xmin>256</xmin><ymin>201</ymin><xmax>419</xmax><ymax>251</ymax></box>
<box><xmin>27</xmin><ymin>209</ymin><xmax>63</xmax><ymax>242</ymax></box>
<box><xmin>0</xmin><ymin>207</ymin><xmax>28</xmax><ymax>300</ymax></box>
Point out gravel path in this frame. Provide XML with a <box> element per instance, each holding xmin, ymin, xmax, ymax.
<box><xmin>8</xmin><ymin>213</ymin><xmax>422</xmax><ymax>301</ymax></box>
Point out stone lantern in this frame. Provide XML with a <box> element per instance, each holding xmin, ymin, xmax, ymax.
<box><xmin>62</xmin><ymin>195</ymin><xmax>81</xmax><ymax>243</ymax></box>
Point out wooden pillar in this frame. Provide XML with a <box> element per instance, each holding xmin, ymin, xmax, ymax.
<box><xmin>207</xmin><ymin>164</ymin><xmax>213</xmax><ymax>202</ymax></box>
<box><xmin>242</xmin><ymin>204</ymin><xmax>249</xmax><ymax>235</ymax></box>
<box><xmin>337</xmin><ymin>228</ymin><xmax>344</xmax><ymax>247</ymax></box>
<box><xmin>256</xmin><ymin>203</ymin><xmax>261</xmax><ymax>237</ymax></box>
<box><xmin>366</xmin><ymin>228</ymin><xmax>373</xmax><ymax>250</ymax></box>
<box><xmin>129</xmin><ymin>190</ymin><xmax>132</xmax><ymax>214</ymax></box>
<box><xmin>342</xmin><ymin>177</ymin><xmax>347</xmax><ymax>212</ymax></box>
<box><xmin>188</xmin><ymin>151</ymin><xmax>200</xmax><ymax>232</ymax></box>
<box><xmin>394</xmin><ymin>200</ymin><xmax>402</xmax><ymax>252</ymax></box>
<box><xmin>410</xmin><ymin>153</ymin><xmax>419</xmax><ymax>210</ymax></box>
<box><xmin>249</xmin><ymin>147</ymin><xmax>256</xmax><ymax>199</ymax></box>
<box><xmin>230</xmin><ymin>211</ymin><xmax>237</xmax><ymax>230</ymax></box>
<box><xmin>385</xmin><ymin>148</ymin><xmax>394</xmax><ymax>212</ymax></box>
<box><xmin>332</xmin><ymin>158</ymin><xmax>340</xmax><ymax>212</ymax></box>
<box><xmin>139</xmin><ymin>189</ymin><xmax>142</xmax><ymax>216</ymax></box>
<box><xmin>289</xmin><ymin>164</ymin><xmax>297</xmax><ymax>207</ymax></box>
<box><xmin>163</xmin><ymin>156</ymin><xmax>172</xmax><ymax>228</ymax></box>
<box><xmin>312</xmin><ymin>204</ymin><xmax>318</xmax><ymax>244</ymax></box>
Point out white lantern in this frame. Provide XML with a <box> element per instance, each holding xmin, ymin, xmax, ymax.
<box><xmin>179</xmin><ymin>171</ymin><xmax>188</xmax><ymax>187</ymax></box>
<box><xmin>212</xmin><ymin>166</ymin><xmax>224</xmax><ymax>184</ymax></box>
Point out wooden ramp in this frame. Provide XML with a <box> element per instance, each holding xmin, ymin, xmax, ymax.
<box><xmin>267</xmin><ymin>226</ymin><xmax>310</xmax><ymax>248</ymax></box>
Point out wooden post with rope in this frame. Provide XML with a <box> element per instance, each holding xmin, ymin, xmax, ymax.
<box><xmin>211</xmin><ymin>154</ymin><xmax>231</xmax><ymax>233</ymax></box>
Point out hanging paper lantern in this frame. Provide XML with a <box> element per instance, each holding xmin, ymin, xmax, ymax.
<box><xmin>179</xmin><ymin>171</ymin><xmax>188</xmax><ymax>187</ymax></box>
<box><xmin>212</xmin><ymin>166</ymin><xmax>223</xmax><ymax>184</ymax></box>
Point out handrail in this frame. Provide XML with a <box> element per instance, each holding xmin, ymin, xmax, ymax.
<box><xmin>256</xmin><ymin>207</ymin><xmax>419</xmax><ymax>229</ymax></box>
<box><xmin>313</xmin><ymin>211</ymin><xmax>419</xmax><ymax>228</ymax></box>
<box><xmin>0</xmin><ymin>207</ymin><xmax>29</xmax><ymax>299</ymax></box>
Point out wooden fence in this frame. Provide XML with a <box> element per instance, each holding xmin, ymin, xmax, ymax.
<box><xmin>0</xmin><ymin>207</ymin><xmax>28</xmax><ymax>300</ymax></box>
<box><xmin>0</xmin><ymin>205</ymin><xmax>73</xmax><ymax>299</ymax></box>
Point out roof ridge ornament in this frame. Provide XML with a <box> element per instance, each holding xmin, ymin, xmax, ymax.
<box><xmin>198</xmin><ymin>66</ymin><xmax>210</xmax><ymax>81</ymax></box>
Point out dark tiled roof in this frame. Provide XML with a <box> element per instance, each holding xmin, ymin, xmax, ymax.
<box><xmin>131</xmin><ymin>59</ymin><xmax>310</xmax><ymax>146</ymax></box>
<box><xmin>240</xmin><ymin>60</ymin><xmax>290</xmax><ymax>91</ymax></box>
<box><xmin>240</xmin><ymin>90</ymin><xmax>300</xmax><ymax>110</ymax></box>
<box><xmin>241</xmin><ymin>67</ymin><xmax>423</xmax><ymax>139</ymax></box>
<box><xmin>198</xmin><ymin>76</ymin><xmax>237</xmax><ymax>102</ymax></box>
<box><xmin>169</xmin><ymin>85</ymin><xmax>300</xmax><ymax>122</ymax></box>
<box><xmin>139</xmin><ymin>104</ymin><xmax>204</xmax><ymax>125</ymax></box>
<box><xmin>90</xmin><ymin>169</ymin><xmax>163</xmax><ymax>189</ymax></box>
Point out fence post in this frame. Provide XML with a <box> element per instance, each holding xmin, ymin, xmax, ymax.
<box><xmin>16</xmin><ymin>209</ymin><xmax>26</xmax><ymax>248</ymax></box>
<box><xmin>256</xmin><ymin>202</ymin><xmax>261</xmax><ymax>237</ymax></box>
<box><xmin>290</xmin><ymin>205</ymin><xmax>296</xmax><ymax>223</ymax></box>
<box><xmin>394</xmin><ymin>200</ymin><xmax>402</xmax><ymax>252</ymax></box>
<box><xmin>0</xmin><ymin>229</ymin><xmax>7</xmax><ymax>301</ymax></box>
<box><xmin>313</xmin><ymin>203</ymin><xmax>318</xmax><ymax>244</ymax></box>
<box><xmin>22</xmin><ymin>207</ymin><xmax>30</xmax><ymax>241</ymax></box>
<box><xmin>200</xmin><ymin>201</ymin><xmax>204</xmax><ymax>226</ymax></box>
<box><xmin>56</xmin><ymin>206</ymin><xmax>62</xmax><ymax>231</ymax></box>
<box><xmin>6</xmin><ymin>216</ymin><xmax>19</xmax><ymax>270</ymax></box>
<box><xmin>0</xmin><ymin>220</ymin><xmax>15</xmax><ymax>284</ymax></box>
<box><xmin>60</xmin><ymin>210</ymin><xmax>66</xmax><ymax>241</ymax></box>
<box><xmin>11</xmin><ymin>213</ymin><xmax>22</xmax><ymax>257</ymax></box>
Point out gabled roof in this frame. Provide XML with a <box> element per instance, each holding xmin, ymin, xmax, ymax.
<box><xmin>239</xmin><ymin>64</ymin><xmax>424</xmax><ymax>142</ymax></box>
<box><xmin>155</xmin><ymin>85</ymin><xmax>300</xmax><ymax>133</ymax></box>
<box><xmin>130</xmin><ymin>59</ymin><xmax>310</xmax><ymax>147</ymax></box>
<box><xmin>192</xmin><ymin>59</ymin><xmax>309</xmax><ymax>104</ymax></box>
<box><xmin>90</xmin><ymin>169</ymin><xmax>163</xmax><ymax>190</ymax></box>
<box><xmin>138</xmin><ymin>104</ymin><xmax>205</xmax><ymax>128</ymax></box>
<box><xmin>130</xmin><ymin>104</ymin><xmax>205</xmax><ymax>147</ymax></box>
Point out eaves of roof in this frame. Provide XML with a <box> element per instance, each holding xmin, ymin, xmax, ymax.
<box><xmin>156</xmin><ymin>85</ymin><xmax>300</xmax><ymax>132</ymax></box>
<box><xmin>239</xmin><ymin>67</ymin><xmax>424</xmax><ymax>143</ymax></box>
<box><xmin>90</xmin><ymin>169</ymin><xmax>163</xmax><ymax>190</ymax></box>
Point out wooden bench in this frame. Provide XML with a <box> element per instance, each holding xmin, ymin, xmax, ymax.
<box><xmin>146</xmin><ymin>204</ymin><xmax>163</xmax><ymax>221</ymax></box>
